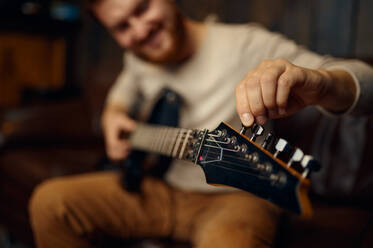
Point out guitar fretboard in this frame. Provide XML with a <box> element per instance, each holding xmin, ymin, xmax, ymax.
<box><xmin>129</xmin><ymin>124</ymin><xmax>198</xmax><ymax>161</ymax></box>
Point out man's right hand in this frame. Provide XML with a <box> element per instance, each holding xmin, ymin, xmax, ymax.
<box><xmin>101</xmin><ymin>104</ymin><xmax>137</xmax><ymax>161</ymax></box>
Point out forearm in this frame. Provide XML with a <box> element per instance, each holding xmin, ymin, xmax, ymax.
<box><xmin>318</xmin><ymin>69</ymin><xmax>357</xmax><ymax>113</ymax></box>
<box><xmin>101</xmin><ymin>102</ymin><xmax>131</xmax><ymax>131</ymax></box>
<box><xmin>104</xmin><ymin>102</ymin><xmax>129</xmax><ymax>114</ymax></box>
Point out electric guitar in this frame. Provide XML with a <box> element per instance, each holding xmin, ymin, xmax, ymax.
<box><xmin>128</xmin><ymin>122</ymin><xmax>321</xmax><ymax>218</ymax></box>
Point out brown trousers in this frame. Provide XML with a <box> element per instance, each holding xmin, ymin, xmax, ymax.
<box><xmin>29</xmin><ymin>171</ymin><xmax>281</xmax><ymax>248</ymax></box>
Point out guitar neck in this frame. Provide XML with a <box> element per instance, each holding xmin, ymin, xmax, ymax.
<box><xmin>129</xmin><ymin>124</ymin><xmax>202</xmax><ymax>162</ymax></box>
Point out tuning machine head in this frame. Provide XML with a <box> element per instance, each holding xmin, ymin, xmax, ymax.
<box><xmin>274</xmin><ymin>138</ymin><xmax>291</xmax><ymax>158</ymax></box>
<box><xmin>240</xmin><ymin>124</ymin><xmax>248</xmax><ymax>135</ymax></box>
<box><xmin>287</xmin><ymin>148</ymin><xmax>304</xmax><ymax>167</ymax></box>
<box><xmin>301</xmin><ymin>155</ymin><xmax>321</xmax><ymax>178</ymax></box>
<box><xmin>261</xmin><ymin>132</ymin><xmax>274</xmax><ymax>150</ymax></box>
<box><xmin>250</xmin><ymin>124</ymin><xmax>264</xmax><ymax>142</ymax></box>
<box><xmin>239</xmin><ymin>123</ymin><xmax>265</xmax><ymax>142</ymax></box>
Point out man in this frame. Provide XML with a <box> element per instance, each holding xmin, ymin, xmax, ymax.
<box><xmin>29</xmin><ymin>0</ymin><xmax>373</xmax><ymax>247</ymax></box>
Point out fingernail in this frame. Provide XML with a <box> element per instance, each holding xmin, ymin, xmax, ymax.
<box><xmin>256</xmin><ymin>115</ymin><xmax>267</xmax><ymax>125</ymax></box>
<box><xmin>242</xmin><ymin>113</ymin><xmax>254</xmax><ymax>126</ymax></box>
<box><xmin>279</xmin><ymin>108</ymin><xmax>287</xmax><ymax>116</ymax></box>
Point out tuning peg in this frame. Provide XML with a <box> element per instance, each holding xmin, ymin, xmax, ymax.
<box><xmin>240</xmin><ymin>124</ymin><xmax>248</xmax><ymax>135</ymax></box>
<box><xmin>250</xmin><ymin>124</ymin><xmax>264</xmax><ymax>142</ymax></box>
<box><xmin>261</xmin><ymin>132</ymin><xmax>274</xmax><ymax>149</ymax></box>
<box><xmin>274</xmin><ymin>138</ymin><xmax>291</xmax><ymax>158</ymax></box>
<box><xmin>301</xmin><ymin>155</ymin><xmax>321</xmax><ymax>178</ymax></box>
<box><xmin>287</xmin><ymin>148</ymin><xmax>304</xmax><ymax>167</ymax></box>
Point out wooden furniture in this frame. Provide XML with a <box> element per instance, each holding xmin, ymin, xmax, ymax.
<box><xmin>0</xmin><ymin>33</ymin><xmax>66</xmax><ymax>107</ymax></box>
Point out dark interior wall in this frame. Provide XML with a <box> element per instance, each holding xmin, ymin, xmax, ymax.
<box><xmin>177</xmin><ymin>0</ymin><xmax>372</xmax><ymax>57</ymax></box>
<box><xmin>356</xmin><ymin>0</ymin><xmax>373</xmax><ymax>58</ymax></box>
<box><xmin>77</xmin><ymin>0</ymin><xmax>373</xmax><ymax>88</ymax></box>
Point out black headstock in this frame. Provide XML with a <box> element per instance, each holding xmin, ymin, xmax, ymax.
<box><xmin>190</xmin><ymin>122</ymin><xmax>320</xmax><ymax>218</ymax></box>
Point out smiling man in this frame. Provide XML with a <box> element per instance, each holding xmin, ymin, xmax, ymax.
<box><xmin>29</xmin><ymin>0</ymin><xmax>373</xmax><ymax>247</ymax></box>
<box><xmin>94</xmin><ymin>0</ymin><xmax>197</xmax><ymax>64</ymax></box>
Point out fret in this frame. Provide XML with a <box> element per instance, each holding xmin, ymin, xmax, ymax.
<box><xmin>153</xmin><ymin>126</ymin><xmax>160</xmax><ymax>152</ymax></box>
<box><xmin>169</xmin><ymin>128</ymin><xmax>177</xmax><ymax>155</ymax></box>
<box><xmin>166</xmin><ymin>128</ymin><xmax>176</xmax><ymax>156</ymax></box>
<box><xmin>172</xmin><ymin>129</ymin><xmax>183</xmax><ymax>158</ymax></box>
<box><xmin>158</xmin><ymin>127</ymin><xmax>166</xmax><ymax>154</ymax></box>
<box><xmin>171</xmin><ymin>128</ymin><xmax>180</xmax><ymax>155</ymax></box>
<box><xmin>158</xmin><ymin>127</ymin><xmax>165</xmax><ymax>154</ymax></box>
<box><xmin>163</xmin><ymin>128</ymin><xmax>171</xmax><ymax>155</ymax></box>
<box><xmin>179</xmin><ymin>130</ymin><xmax>192</xmax><ymax>159</ymax></box>
<box><xmin>161</xmin><ymin>127</ymin><xmax>169</xmax><ymax>155</ymax></box>
<box><xmin>129</xmin><ymin>123</ymin><xmax>200</xmax><ymax>162</ymax></box>
<box><xmin>176</xmin><ymin>129</ymin><xmax>188</xmax><ymax>159</ymax></box>
<box><xmin>159</xmin><ymin>127</ymin><xmax>166</xmax><ymax>153</ymax></box>
<box><xmin>154</xmin><ymin>126</ymin><xmax>161</xmax><ymax>153</ymax></box>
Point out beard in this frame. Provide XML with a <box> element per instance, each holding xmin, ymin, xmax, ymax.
<box><xmin>132</xmin><ymin>11</ymin><xmax>186</xmax><ymax>64</ymax></box>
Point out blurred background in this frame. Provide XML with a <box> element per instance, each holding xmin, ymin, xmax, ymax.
<box><xmin>0</xmin><ymin>0</ymin><xmax>372</xmax><ymax>247</ymax></box>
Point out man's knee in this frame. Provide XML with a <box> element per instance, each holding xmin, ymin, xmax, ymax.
<box><xmin>195</xmin><ymin>223</ymin><xmax>274</xmax><ymax>248</ymax></box>
<box><xmin>29</xmin><ymin>177</ymin><xmax>76</xmax><ymax>227</ymax></box>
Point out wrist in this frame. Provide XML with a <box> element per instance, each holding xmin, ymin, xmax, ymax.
<box><xmin>105</xmin><ymin>102</ymin><xmax>128</xmax><ymax>114</ymax></box>
<box><xmin>101</xmin><ymin>103</ymin><xmax>127</xmax><ymax>129</ymax></box>
<box><xmin>317</xmin><ymin>69</ymin><xmax>357</xmax><ymax>113</ymax></box>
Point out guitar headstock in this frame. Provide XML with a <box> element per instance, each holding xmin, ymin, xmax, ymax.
<box><xmin>189</xmin><ymin>122</ymin><xmax>320</xmax><ymax>218</ymax></box>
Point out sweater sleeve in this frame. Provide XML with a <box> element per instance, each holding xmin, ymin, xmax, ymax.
<box><xmin>105</xmin><ymin>54</ymin><xmax>139</xmax><ymax>109</ymax></box>
<box><xmin>245</xmin><ymin>25</ymin><xmax>373</xmax><ymax>116</ymax></box>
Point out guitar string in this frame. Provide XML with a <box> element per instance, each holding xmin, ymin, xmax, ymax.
<box><xmin>200</xmin><ymin>148</ymin><xmax>259</xmax><ymax>163</ymax></box>
<box><xmin>135</xmin><ymin>126</ymin><xmax>189</xmax><ymax>156</ymax></box>
<box><xmin>203</xmin><ymin>163</ymin><xmax>273</xmax><ymax>181</ymax></box>
<box><xmin>136</xmin><ymin>126</ymin><xmax>270</xmax><ymax>168</ymax></box>
<box><xmin>131</xmin><ymin>126</ymin><xmax>282</xmax><ymax>184</ymax></box>
<box><xmin>135</xmin><ymin>125</ymin><xmax>275</xmax><ymax>164</ymax></box>
<box><xmin>198</xmin><ymin>149</ymin><xmax>281</xmax><ymax>174</ymax></box>
<box><xmin>172</xmin><ymin>129</ymin><xmax>184</xmax><ymax>157</ymax></box>
<box><xmin>144</xmin><ymin>127</ymin><xmax>192</xmax><ymax>157</ymax></box>
<box><xmin>134</xmin><ymin>126</ymin><xmax>275</xmax><ymax>170</ymax></box>
<box><xmin>133</xmin><ymin>124</ymin><xmax>202</xmax><ymax>158</ymax></box>
<box><xmin>200</xmin><ymin>154</ymin><xmax>264</xmax><ymax>172</ymax></box>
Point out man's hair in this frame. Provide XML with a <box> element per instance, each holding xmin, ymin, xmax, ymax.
<box><xmin>86</xmin><ymin>0</ymin><xmax>99</xmax><ymax>4</ymax></box>
<box><xmin>83</xmin><ymin>0</ymin><xmax>103</xmax><ymax>21</ymax></box>
<box><xmin>84</xmin><ymin>0</ymin><xmax>101</xmax><ymax>9</ymax></box>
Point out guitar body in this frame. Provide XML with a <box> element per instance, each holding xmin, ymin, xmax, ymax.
<box><xmin>122</xmin><ymin>88</ymin><xmax>181</xmax><ymax>192</ymax></box>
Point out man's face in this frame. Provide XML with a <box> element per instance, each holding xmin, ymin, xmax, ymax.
<box><xmin>92</xmin><ymin>0</ymin><xmax>184</xmax><ymax>63</ymax></box>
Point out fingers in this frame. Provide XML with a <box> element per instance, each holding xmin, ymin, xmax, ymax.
<box><xmin>236</xmin><ymin>59</ymin><xmax>304</xmax><ymax>126</ymax></box>
<box><xmin>276</xmin><ymin>73</ymin><xmax>291</xmax><ymax>115</ymax></box>
<box><xmin>101</xmin><ymin>106</ymin><xmax>137</xmax><ymax>161</ymax></box>
<box><xmin>235</xmin><ymin>82</ymin><xmax>254</xmax><ymax>126</ymax></box>
<box><xmin>105</xmin><ymin>122</ymin><xmax>132</xmax><ymax>161</ymax></box>
<box><xmin>107</xmin><ymin>139</ymin><xmax>131</xmax><ymax>161</ymax></box>
<box><xmin>260</xmin><ymin>65</ymin><xmax>286</xmax><ymax>117</ymax></box>
<box><xmin>245</xmin><ymin>74</ymin><xmax>267</xmax><ymax>125</ymax></box>
<box><xmin>117</xmin><ymin>114</ymin><xmax>137</xmax><ymax>132</ymax></box>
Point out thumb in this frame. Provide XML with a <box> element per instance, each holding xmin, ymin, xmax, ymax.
<box><xmin>117</xmin><ymin>114</ymin><xmax>137</xmax><ymax>132</ymax></box>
